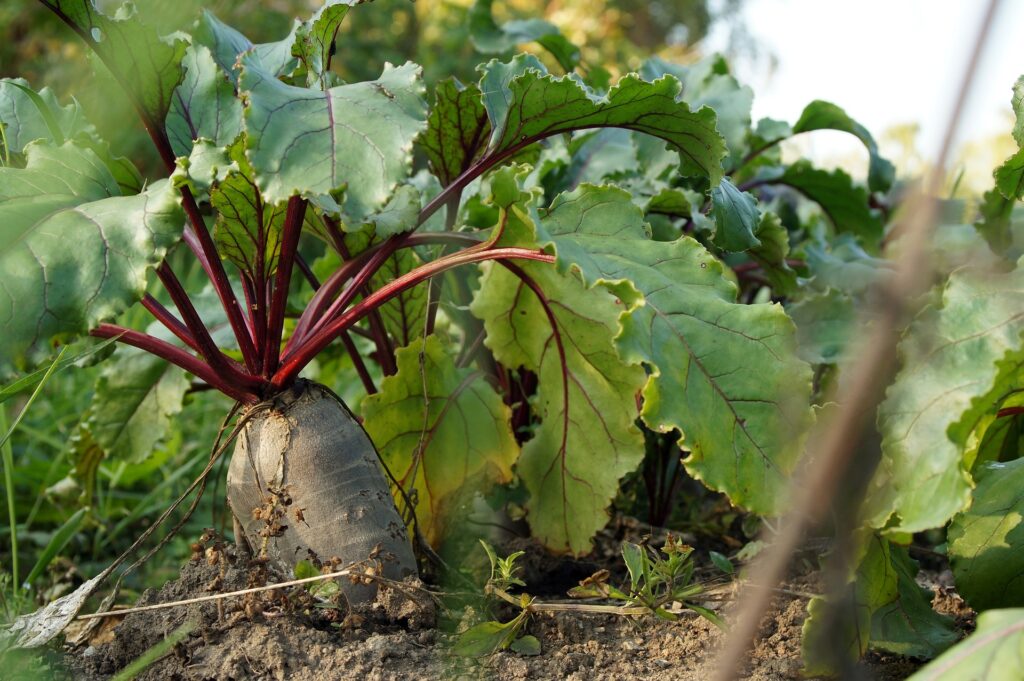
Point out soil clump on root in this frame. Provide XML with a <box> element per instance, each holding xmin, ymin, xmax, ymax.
<box><xmin>62</xmin><ymin>538</ymin><xmax>968</xmax><ymax>680</ymax></box>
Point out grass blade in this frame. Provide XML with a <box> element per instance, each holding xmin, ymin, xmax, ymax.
<box><xmin>23</xmin><ymin>507</ymin><xmax>87</xmax><ymax>588</ymax></box>
<box><xmin>1</xmin><ymin>346</ymin><xmax>69</xmax><ymax>595</ymax></box>
<box><xmin>0</xmin><ymin>337</ymin><xmax>118</xmax><ymax>406</ymax></box>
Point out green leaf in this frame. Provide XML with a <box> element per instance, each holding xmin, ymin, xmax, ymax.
<box><xmin>764</xmin><ymin>161</ymin><xmax>883</xmax><ymax>242</ymax></box>
<box><xmin>802</xmin><ymin>536</ymin><xmax>956</xmax><ymax>675</ymax></box>
<box><xmin>421</xmin><ymin>79</ymin><xmax>490</xmax><ymax>187</ymax></box>
<box><xmin>0</xmin><ymin>142</ymin><xmax>183</xmax><ymax>371</ymax></box>
<box><xmin>949</xmin><ymin>459</ymin><xmax>1024</xmax><ymax>610</ymax></box>
<box><xmin>907</xmin><ymin>609</ymin><xmax>1024</xmax><ymax>681</ymax></box>
<box><xmin>369</xmin><ymin>249</ymin><xmax>428</xmax><ymax>347</ymax></box>
<box><xmin>870</xmin><ymin>544</ymin><xmax>957</xmax><ymax>657</ymax></box>
<box><xmin>293</xmin><ymin>559</ymin><xmax>319</xmax><ymax>580</ymax></box>
<box><xmin>971</xmin><ymin>409</ymin><xmax>1024</xmax><ymax>468</ymax></box>
<box><xmin>239</xmin><ymin>59</ymin><xmax>426</xmax><ymax>217</ymax></box>
<box><xmin>868</xmin><ymin>266</ymin><xmax>1024</xmax><ymax>534</ymax></box>
<box><xmin>1013</xmin><ymin>75</ymin><xmax>1024</xmax><ymax>148</ymax></box>
<box><xmin>309</xmin><ymin>579</ymin><xmax>340</xmax><ymax>599</ymax></box>
<box><xmin>453</xmin><ymin>618</ymin><xmax>523</xmax><ymax>657</ymax></box>
<box><xmin>792</xmin><ymin>100</ymin><xmax>895</xmax><ymax>192</ymax></box>
<box><xmin>192</xmin><ymin>10</ymin><xmax>298</xmax><ymax>84</ymax></box>
<box><xmin>469</xmin><ymin>0</ymin><xmax>579</xmax><ymax>72</ymax></box>
<box><xmin>641</xmin><ymin>55</ymin><xmax>753</xmax><ymax>163</ymax></box>
<box><xmin>509</xmin><ymin>634</ymin><xmax>541</xmax><ymax>656</ymax></box>
<box><xmin>976</xmin><ymin>186</ymin><xmax>1018</xmax><ymax>255</ymax></box>
<box><xmin>79</xmin><ymin>347</ymin><xmax>190</xmax><ymax>464</ymax></box>
<box><xmin>470</xmin><ymin>203</ymin><xmax>646</xmax><ymax>553</ymax></box>
<box><xmin>802</xmin><ymin>235</ymin><xmax>890</xmax><ymax>295</ymax></box>
<box><xmin>748</xmin><ymin>211</ymin><xmax>798</xmax><ymax>295</ymax></box>
<box><xmin>479</xmin><ymin>55</ymin><xmax>726</xmax><ymax>185</ymax></box>
<box><xmin>710</xmin><ymin>178</ymin><xmax>761</xmax><ymax>252</ymax></box>
<box><xmin>166</xmin><ymin>44</ymin><xmax>243</xmax><ymax>157</ymax></box>
<box><xmin>536</xmin><ymin>184</ymin><xmax>812</xmax><ymax>515</ymax></box>
<box><xmin>621</xmin><ymin>542</ymin><xmax>645</xmax><ymax>589</ymax></box>
<box><xmin>0</xmin><ymin>80</ymin><xmax>77</xmax><ymax>151</ymax></box>
<box><xmin>565</xmin><ymin>129</ymin><xmax>641</xmax><ymax>188</ymax></box>
<box><xmin>362</xmin><ymin>335</ymin><xmax>518</xmax><ymax>546</ymax></box>
<box><xmin>291</xmin><ymin>0</ymin><xmax>363</xmax><ymax>88</ymax></box>
<box><xmin>787</xmin><ymin>290</ymin><xmax>856</xmax><ymax>365</ymax></box>
<box><xmin>43</xmin><ymin>1</ymin><xmax>186</xmax><ymax>124</ymax></box>
<box><xmin>709</xmin><ymin>551</ymin><xmax>734</xmax><ymax>575</ymax></box>
<box><xmin>363</xmin><ymin>184</ymin><xmax>422</xmax><ymax>239</ymax></box>
<box><xmin>209</xmin><ymin>141</ymin><xmax>286</xmax><ymax>277</ymax></box>
<box><xmin>975</xmin><ymin>148</ymin><xmax>1024</xmax><ymax>254</ymax></box>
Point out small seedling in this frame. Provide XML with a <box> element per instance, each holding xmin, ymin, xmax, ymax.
<box><xmin>453</xmin><ymin>541</ymin><xmax>539</xmax><ymax>657</ymax></box>
<box><xmin>570</xmin><ymin>535</ymin><xmax>725</xmax><ymax>628</ymax></box>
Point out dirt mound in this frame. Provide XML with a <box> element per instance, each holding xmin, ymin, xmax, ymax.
<box><xmin>63</xmin><ymin>541</ymin><xmax>957</xmax><ymax>680</ymax></box>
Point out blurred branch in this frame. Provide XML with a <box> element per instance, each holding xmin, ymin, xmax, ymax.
<box><xmin>709</xmin><ymin>1</ymin><xmax>1002</xmax><ymax>678</ymax></box>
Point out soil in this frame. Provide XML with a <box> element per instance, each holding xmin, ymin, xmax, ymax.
<box><xmin>60</xmin><ymin>532</ymin><xmax>973</xmax><ymax>681</ymax></box>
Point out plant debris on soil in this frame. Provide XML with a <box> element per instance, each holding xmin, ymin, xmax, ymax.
<box><xmin>58</xmin><ymin>526</ymin><xmax>976</xmax><ymax>681</ymax></box>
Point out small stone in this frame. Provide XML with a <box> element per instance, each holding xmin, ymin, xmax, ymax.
<box><xmin>654</xmin><ymin>658</ymin><xmax>671</xmax><ymax>669</ymax></box>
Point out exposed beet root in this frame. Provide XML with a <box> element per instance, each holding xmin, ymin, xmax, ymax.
<box><xmin>227</xmin><ymin>380</ymin><xmax>416</xmax><ymax>602</ymax></box>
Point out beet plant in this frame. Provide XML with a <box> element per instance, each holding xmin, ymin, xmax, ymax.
<box><xmin>1</xmin><ymin>0</ymin><xmax>915</xmax><ymax>647</ymax></box>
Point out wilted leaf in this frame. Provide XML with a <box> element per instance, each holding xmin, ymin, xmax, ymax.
<box><xmin>4</xmin><ymin>575</ymin><xmax>104</xmax><ymax>648</ymax></box>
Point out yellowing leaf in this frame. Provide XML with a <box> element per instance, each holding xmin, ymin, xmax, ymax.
<box><xmin>362</xmin><ymin>335</ymin><xmax>518</xmax><ymax>545</ymax></box>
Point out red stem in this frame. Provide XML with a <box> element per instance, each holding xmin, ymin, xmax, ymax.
<box><xmin>273</xmin><ymin>247</ymin><xmax>555</xmax><ymax>387</ymax></box>
<box><xmin>293</xmin><ymin>252</ymin><xmax>378</xmax><ymax>393</ymax></box>
<box><xmin>341</xmin><ymin>331</ymin><xmax>378</xmax><ymax>395</ymax></box>
<box><xmin>179</xmin><ymin>188</ymin><xmax>259</xmax><ymax>372</ymax></box>
<box><xmin>263</xmin><ymin>196</ymin><xmax>307</xmax><ymax>376</ymax></box>
<box><xmin>155</xmin><ymin>262</ymin><xmax>264</xmax><ymax>393</ymax></box>
<box><xmin>91</xmin><ymin>325</ymin><xmax>259</xmax><ymax>404</ymax></box>
<box><xmin>140</xmin><ymin>294</ymin><xmax>199</xmax><ymax>353</ymax></box>
<box><xmin>998</xmin><ymin>406</ymin><xmax>1024</xmax><ymax>418</ymax></box>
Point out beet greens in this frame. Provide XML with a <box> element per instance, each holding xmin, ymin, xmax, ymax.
<box><xmin>16</xmin><ymin>1</ymin><xmax>1020</xmax><ymax>670</ymax></box>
